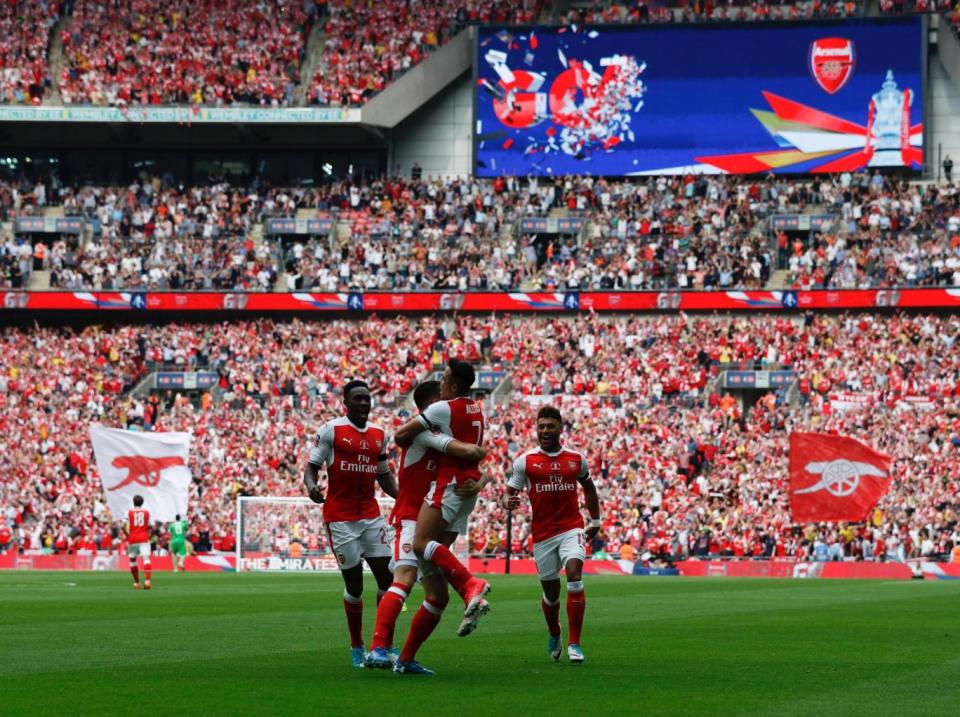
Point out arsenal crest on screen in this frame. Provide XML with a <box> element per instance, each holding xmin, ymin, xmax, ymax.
<box><xmin>809</xmin><ymin>38</ymin><xmax>855</xmax><ymax>94</ymax></box>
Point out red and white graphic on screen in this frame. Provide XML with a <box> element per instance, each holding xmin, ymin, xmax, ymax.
<box><xmin>789</xmin><ymin>432</ymin><xmax>892</xmax><ymax>523</ymax></box>
<box><xmin>808</xmin><ymin>38</ymin><xmax>855</xmax><ymax>95</ymax></box>
<box><xmin>485</xmin><ymin>42</ymin><xmax>646</xmax><ymax>159</ymax></box>
<box><xmin>109</xmin><ymin>455</ymin><xmax>186</xmax><ymax>490</ymax></box>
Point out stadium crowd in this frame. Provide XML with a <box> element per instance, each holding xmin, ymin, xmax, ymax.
<box><xmin>60</xmin><ymin>0</ymin><xmax>311</xmax><ymax>106</ymax></box>
<box><xmin>45</xmin><ymin>181</ymin><xmax>282</xmax><ymax>290</ymax></box>
<box><xmin>569</xmin><ymin>0</ymin><xmax>862</xmax><ymax>25</ymax></box>
<box><xmin>0</xmin><ymin>0</ymin><xmax>59</xmax><ymax>105</ymax></box>
<box><xmin>10</xmin><ymin>174</ymin><xmax>960</xmax><ymax>292</ymax></box>
<box><xmin>0</xmin><ymin>0</ymin><xmax>954</xmax><ymax>109</ymax></box>
<box><xmin>1</xmin><ymin>312</ymin><xmax>959</xmax><ymax>565</ymax></box>
<box><xmin>308</xmin><ymin>0</ymin><xmax>539</xmax><ymax>106</ymax></box>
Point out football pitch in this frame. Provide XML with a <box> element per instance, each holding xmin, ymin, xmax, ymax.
<box><xmin>2</xmin><ymin>572</ymin><xmax>958</xmax><ymax>716</ymax></box>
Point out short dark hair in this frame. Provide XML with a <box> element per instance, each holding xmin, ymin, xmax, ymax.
<box><xmin>133</xmin><ymin>495</ymin><xmax>144</xmax><ymax>507</ymax></box>
<box><xmin>343</xmin><ymin>379</ymin><xmax>369</xmax><ymax>398</ymax></box>
<box><xmin>175</xmin><ymin>514</ymin><xmax>181</xmax><ymax>521</ymax></box>
<box><xmin>413</xmin><ymin>380</ymin><xmax>441</xmax><ymax>411</ymax></box>
<box><xmin>537</xmin><ymin>406</ymin><xmax>563</xmax><ymax>424</ymax></box>
<box><xmin>447</xmin><ymin>359</ymin><xmax>476</xmax><ymax>394</ymax></box>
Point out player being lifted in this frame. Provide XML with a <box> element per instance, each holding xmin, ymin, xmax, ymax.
<box><xmin>304</xmin><ymin>380</ymin><xmax>399</xmax><ymax>668</ymax></box>
<box><xmin>501</xmin><ymin>406</ymin><xmax>601</xmax><ymax>663</ymax></box>
<box><xmin>365</xmin><ymin>380</ymin><xmax>487</xmax><ymax>675</ymax></box>
<box><xmin>169</xmin><ymin>514</ymin><xmax>188</xmax><ymax>572</ymax></box>
<box><xmin>394</xmin><ymin>360</ymin><xmax>492</xmax><ymax>642</ymax></box>
<box><xmin>127</xmin><ymin>494</ymin><xmax>153</xmax><ymax>590</ymax></box>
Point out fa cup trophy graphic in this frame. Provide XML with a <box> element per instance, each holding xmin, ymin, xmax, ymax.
<box><xmin>865</xmin><ymin>70</ymin><xmax>912</xmax><ymax>168</ymax></box>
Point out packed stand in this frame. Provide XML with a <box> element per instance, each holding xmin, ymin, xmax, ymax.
<box><xmin>0</xmin><ymin>316</ymin><xmax>442</xmax><ymax>555</ymax></box>
<box><xmin>60</xmin><ymin>0</ymin><xmax>311</xmax><ymax>106</ymax></box>
<box><xmin>16</xmin><ymin>174</ymin><xmax>960</xmax><ymax>292</ymax></box>
<box><xmin>2</xmin><ymin>312</ymin><xmax>960</xmax><ymax>566</ymax></box>
<box><xmin>308</xmin><ymin>0</ymin><xmax>539</xmax><ymax>106</ymax></box>
<box><xmin>780</xmin><ymin>174</ymin><xmax>960</xmax><ymax>288</ymax></box>
<box><xmin>878</xmin><ymin>0</ymin><xmax>955</xmax><ymax>15</ymax></box>
<box><xmin>0</xmin><ymin>0</ymin><xmax>59</xmax><ymax>104</ymax></box>
<box><xmin>449</xmin><ymin>312</ymin><xmax>960</xmax><ymax>563</ymax></box>
<box><xmin>39</xmin><ymin>180</ymin><xmax>282</xmax><ymax>290</ymax></box>
<box><xmin>566</xmin><ymin>0</ymin><xmax>861</xmax><ymax>24</ymax></box>
<box><xmin>285</xmin><ymin>174</ymin><xmax>816</xmax><ymax>291</ymax></box>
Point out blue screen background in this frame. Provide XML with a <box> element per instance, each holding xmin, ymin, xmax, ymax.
<box><xmin>474</xmin><ymin>17</ymin><xmax>923</xmax><ymax>176</ymax></box>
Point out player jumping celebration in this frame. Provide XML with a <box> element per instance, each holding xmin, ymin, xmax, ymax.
<box><xmin>394</xmin><ymin>360</ymin><xmax>492</xmax><ymax>643</ymax></box>
<box><xmin>365</xmin><ymin>380</ymin><xmax>486</xmax><ymax>675</ymax></box>
<box><xmin>303</xmin><ymin>380</ymin><xmax>399</xmax><ymax>667</ymax></box>
<box><xmin>501</xmin><ymin>406</ymin><xmax>601</xmax><ymax>663</ymax></box>
<box><xmin>126</xmin><ymin>494</ymin><xmax>153</xmax><ymax>590</ymax></box>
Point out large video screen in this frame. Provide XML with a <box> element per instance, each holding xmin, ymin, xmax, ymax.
<box><xmin>474</xmin><ymin>18</ymin><xmax>923</xmax><ymax>176</ymax></box>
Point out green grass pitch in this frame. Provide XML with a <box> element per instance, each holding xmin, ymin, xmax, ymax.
<box><xmin>2</xmin><ymin>572</ymin><xmax>958</xmax><ymax>716</ymax></box>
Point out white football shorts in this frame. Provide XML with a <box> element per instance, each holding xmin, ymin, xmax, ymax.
<box><xmin>325</xmin><ymin>516</ymin><xmax>392</xmax><ymax>570</ymax></box>
<box><xmin>424</xmin><ymin>479</ymin><xmax>477</xmax><ymax>534</ymax></box>
<box><xmin>393</xmin><ymin>519</ymin><xmax>441</xmax><ymax>578</ymax></box>
<box><xmin>127</xmin><ymin>542</ymin><xmax>152</xmax><ymax>561</ymax></box>
<box><xmin>533</xmin><ymin>528</ymin><xmax>586</xmax><ymax>581</ymax></box>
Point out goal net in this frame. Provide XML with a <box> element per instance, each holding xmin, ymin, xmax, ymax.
<box><xmin>236</xmin><ymin>496</ymin><xmax>469</xmax><ymax>572</ymax></box>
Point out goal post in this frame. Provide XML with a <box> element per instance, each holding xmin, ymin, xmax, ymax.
<box><xmin>236</xmin><ymin>496</ymin><xmax>470</xmax><ymax>572</ymax></box>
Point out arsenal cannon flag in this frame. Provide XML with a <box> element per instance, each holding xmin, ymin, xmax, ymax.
<box><xmin>90</xmin><ymin>425</ymin><xmax>192</xmax><ymax>522</ymax></box>
<box><xmin>789</xmin><ymin>432</ymin><xmax>892</xmax><ymax>523</ymax></box>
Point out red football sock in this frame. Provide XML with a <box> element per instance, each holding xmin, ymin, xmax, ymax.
<box><xmin>567</xmin><ymin>584</ymin><xmax>586</xmax><ymax>645</ymax></box>
<box><xmin>371</xmin><ymin>582</ymin><xmax>409</xmax><ymax>650</ymax></box>
<box><xmin>399</xmin><ymin>599</ymin><xmax>444</xmax><ymax>663</ymax></box>
<box><xmin>343</xmin><ymin>593</ymin><xmax>364</xmax><ymax>648</ymax></box>
<box><xmin>130</xmin><ymin>565</ymin><xmax>139</xmax><ymax>583</ymax></box>
<box><xmin>144</xmin><ymin>564</ymin><xmax>152</xmax><ymax>583</ymax></box>
<box><xmin>542</xmin><ymin>595</ymin><xmax>561</xmax><ymax>637</ymax></box>
<box><xmin>425</xmin><ymin>541</ymin><xmax>473</xmax><ymax>598</ymax></box>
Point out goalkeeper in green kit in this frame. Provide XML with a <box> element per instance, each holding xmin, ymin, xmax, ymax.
<box><xmin>169</xmin><ymin>514</ymin><xmax>188</xmax><ymax>572</ymax></box>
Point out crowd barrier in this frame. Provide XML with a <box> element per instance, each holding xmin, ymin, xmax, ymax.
<box><xmin>3</xmin><ymin>553</ymin><xmax>958</xmax><ymax>579</ymax></box>
<box><xmin>0</xmin><ymin>553</ymin><xmax>235</xmax><ymax>572</ymax></box>
<box><xmin>2</xmin><ymin>288</ymin><xmax>960</xmax><ymax>313</ymax></box>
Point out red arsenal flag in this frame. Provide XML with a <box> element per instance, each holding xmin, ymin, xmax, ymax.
<box><xmin>789</xmin><ymin>432</ymin><xmax>892</xmax><ymax>523</ymax></box>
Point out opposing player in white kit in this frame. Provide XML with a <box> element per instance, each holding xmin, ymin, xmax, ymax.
<box><xmin>501</xmin><ymin>405</ymin><xmax>601</xmax><ymax>663</ymax></box>
<box><xmin>304</xmin><ymin>379</ymin><xmax>399</xmax><ymax>668</ymax></box>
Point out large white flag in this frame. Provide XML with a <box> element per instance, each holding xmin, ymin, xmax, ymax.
<box><xmin>90</xmin><ymin>425</ymin><xmax>192</xmax><ymax>522</ymax></box>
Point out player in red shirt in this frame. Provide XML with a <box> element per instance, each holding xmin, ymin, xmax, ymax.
<box><xmin>501</xmin><ymin>405</ymin><xmax>601</xmax><ymax>663</ymax></box>
<box><xmin>365</xmin><ymin>380</ymin><xmax>486</xmax><ymax>673</ymax></box>
<box><xmin>304</xmin><ymin>379</ymin><xmax>399</xmax><ymax>668</ymax></box>
<box><xmin>394</xmin><ymin>360</ymin><xmax>491</xmax><ymax>669</ymax></box>
<box><xmin>126</xmin><ymin>494</ymin><xmax>153</xmax><ymax>590</ymax></box>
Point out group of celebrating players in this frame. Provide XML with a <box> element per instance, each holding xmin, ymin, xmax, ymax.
<box><xmin>303</xmin><ymin>359</ymin><xmax>601</xmax><ymax>675</ymax></box>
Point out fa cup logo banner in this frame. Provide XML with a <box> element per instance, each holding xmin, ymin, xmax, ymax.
<box><xmin>789</xmin><ymin>432</ymin><xmax>891</xmax><ymax>523</ymax></box>
<box><xmin>809</xmin><ymin>38</ymin><xmax>855</xmax><ymax>95</ymax></box>
<box><xmin>90</xmin><ymin>425</ymin><xmax>192</xmax><ymax>522</ymax></box>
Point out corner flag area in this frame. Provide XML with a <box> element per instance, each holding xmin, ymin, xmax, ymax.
<box><xmin>2</xmin><ymin>572</ymin><xmax>957</xmax><ymax>715</ymax></box>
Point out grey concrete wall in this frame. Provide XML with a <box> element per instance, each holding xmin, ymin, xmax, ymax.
<box><xmin>928</xmin><ymin>46</ymin><xmax>960</xmax><ymax>179</ymax></box>
<box><xmin>390</xmin><ymin>71</ymin><xmax>473</xmax><ymax>179</ymax></box>
<box><xmin>361</xmin><ymin>28</ymin><xmax>473</xmax><ymax>129</ymax></box>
